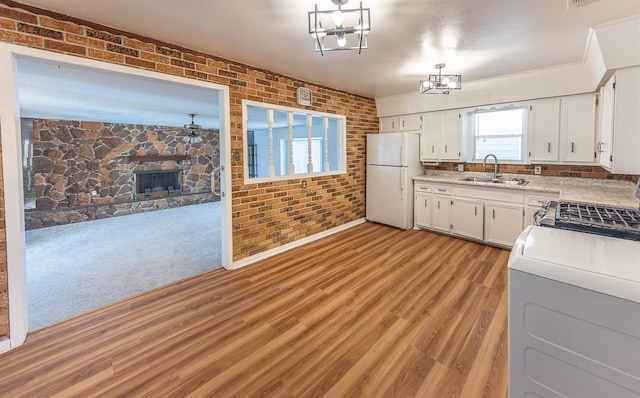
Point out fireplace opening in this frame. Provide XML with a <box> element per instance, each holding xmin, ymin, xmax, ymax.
<box><xmin>133</xmin><ymin>170</ymin><xmax>182</xmax><ymax>199</ymax></box>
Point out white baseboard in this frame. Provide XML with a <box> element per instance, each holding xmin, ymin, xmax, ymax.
<box><xmin>0</xmin><ymin>338</ymin><xmax>10</xmax><ymax>354</ymax></box>
<box><xmin>230</xmin><ymin>218</ymin><xmax>366</xmax><ymax>270</ymax></box>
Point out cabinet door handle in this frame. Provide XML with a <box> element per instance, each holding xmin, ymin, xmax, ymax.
<box><xmin>597</xmin><ymin>142</ymin><xmax>604</xmax><ymax>153</ymax></box>
<box><xmin>438</xmin><ymin>201</ymin><xmax>440</xmax><ymax>210</ymax></box>
<box><xmin>425</xmin><ymin>199</ymin><xmax>427</xmax><ymax>207</ymax></box>
<box><xmin>492</xmin><ymin>209</ymin><xmax>496</xmax><ymax>219</ymax></box>
<box><xmin>547</xmin><ymin>143</ymin><xmax>551</xmax><ymax>153</ymax></box>
<box><xmin>474</xmin><ymin>206</ymin><xmax>477</xmax><ymax>216</ymax></box>
<box><xmin>571</xmin><ymin>142</ymin><xmax>575</xmax><ymax>153</ymax></box>
<box><xmin>431</xmin><ymin>145</ymin><xmax>435</xmax><ymax>153</ymax></box>
<box><xmin>402</xmin><ymin>120</ymin><xmax>405</xmax><ymax>128</ymax></box>
<box><xmin>437</xmin><ymin>188</ymin><xmax>446</xmax><ymax>192</ymax></box>
<box><xmin>444</xmin><ymin>145</ymin><xmax>448</xmax><ymax>153</ymax></box>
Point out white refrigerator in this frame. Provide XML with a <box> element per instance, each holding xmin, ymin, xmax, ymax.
<box><xmin>366</xmin><ymin>132</ymin><xmax>424</xmax><ymax>229</ymax></box>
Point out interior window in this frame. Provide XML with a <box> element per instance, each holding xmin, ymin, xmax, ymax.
<box><xmin>470</xmin><ymin>106</ymin><xmax>527</xmax><ymax>162</ymax></box>
<box><xmin>243</xmin><ymin>101</ymin><xmax>346</xmax><ymax>183</ymax></box>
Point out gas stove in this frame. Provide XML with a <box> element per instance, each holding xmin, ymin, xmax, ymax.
<box><xmin>535</xmin><ymin>200</ymin><xmax>640</xmax><ymax>241</ymax></box>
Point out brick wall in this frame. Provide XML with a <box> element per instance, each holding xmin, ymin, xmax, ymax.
<box><xmin>0</xmin><ymin>2</ymin><xmax>377</xmax><ymax>339</ymax></box>
<box><xmin>0</xmin><ymin>121</ymin><xmax>7</xmax><ymax>339</ymax></box>
<box><xmin>427</xmin><ymin>162</ymin><xmax>639</xmax><ymax>183</ymax></box>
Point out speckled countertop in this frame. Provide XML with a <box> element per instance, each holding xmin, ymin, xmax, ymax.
<box><xmin>413</xmin><ymin>171</ymin><xmax>640</xmax><ymax>208</ymax></box>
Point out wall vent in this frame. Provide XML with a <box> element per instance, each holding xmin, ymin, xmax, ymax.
<box><xmin>567</xmin><ymin>0</ymin><xmax>599</xmax><ymax>9</ymax></box>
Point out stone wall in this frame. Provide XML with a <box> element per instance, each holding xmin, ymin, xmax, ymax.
<box><xmin>0</xmin><ymin>1</ymin><xmax>378</xmax><ymax>341</ymax></box>
<box><xmin>24</xmin><ymin>119</ymin><xmax>220</xmax><ymax>229</ymax></box>
<box><xmin>24</xmin><ymin>192</ymin><xmax>214</xmax><ymax>229</ymax></box>
<box><xmin>31</xmin><ymin>119</ymin><xmax>219</xmax><ymax>209</ymax></box>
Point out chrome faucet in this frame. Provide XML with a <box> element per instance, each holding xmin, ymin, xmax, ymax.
<box><xmin>483</xmin><ymin>154</ymin><xmax>501</xmax><ymax>180</ymax></box>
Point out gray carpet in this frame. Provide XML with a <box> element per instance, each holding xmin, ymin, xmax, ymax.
<box><xmin>26</xmin><ymin>202</ymin><xmax>222</xmax><ymax>330</ymax></box>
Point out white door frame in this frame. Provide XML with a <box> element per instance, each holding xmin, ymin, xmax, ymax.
<box><xmin>0</xmin><ymin>43</ymin><xmax>233</xmax><ymax>351</ymax></box>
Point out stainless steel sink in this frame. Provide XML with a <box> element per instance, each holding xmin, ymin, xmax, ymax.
<box><xmin>459</xmin><ymin>177</ymin><xmax>494</xmax><ymax>182</ymax></box>
<box><xmin>458</xmin><ymin>177</ymin><xmax>529</xmax><ymax>186</ymax></box>
<box><xmin>492</xmin><ymin>179</ymin><xmax>529</xmax><ymax>186</ymax></box>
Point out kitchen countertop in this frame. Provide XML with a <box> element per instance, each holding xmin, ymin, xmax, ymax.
<box><xmin>413</xmin><ymin>171</ymin><xmax>639</xmax><ymax>208</ymax></box>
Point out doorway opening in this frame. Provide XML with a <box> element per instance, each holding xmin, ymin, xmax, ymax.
<box><xmin>1</xmin><ymin>45</ymin><xmax>232</xmax><ymax>344</ymax></box>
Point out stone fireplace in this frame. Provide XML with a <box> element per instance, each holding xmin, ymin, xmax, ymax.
<box><xmin>134</xmin><ymin>170</ymin><xmax>182</xmax><ymax>199</ymax></box>
<box><xmin>23</xmin><ymin>119</ymin><xmax>221</xmax><ymax>229</ymax></box>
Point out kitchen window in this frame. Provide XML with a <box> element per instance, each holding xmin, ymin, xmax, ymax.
<box><xmin>242</xmin><ymin>100</ymin><xmax>346</xmax><ymax>183</ymax></box>
<box><xmin>469</xmin><ymin>105</ymin><xmax>527</xmax><ymax>162</ymax></box>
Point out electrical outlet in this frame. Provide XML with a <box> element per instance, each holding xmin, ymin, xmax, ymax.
<box><xmin>457</xmin><ymin>163</ymin><xmax>464</xmax><ymax>172</ymax></box>
<box><xmin>301</xmin><ymin>180</ymin><xmax>307</xmax><ymax>188</ymax></box>
<box><xmin>534</xmin><ymin>166</ymin><xmax>542</xmax><ymax>175</ymax></box>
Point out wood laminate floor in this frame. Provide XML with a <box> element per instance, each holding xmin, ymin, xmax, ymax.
<box><xmin>0</xmin><ymin>222</ymin><xmax>510</xmax><ymax>397</ymax></box>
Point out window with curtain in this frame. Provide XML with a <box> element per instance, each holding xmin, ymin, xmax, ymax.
<box><xmin>242</xmin><ymin>100</ymin><xmax>346</xmax><ymax>183</ymax></box>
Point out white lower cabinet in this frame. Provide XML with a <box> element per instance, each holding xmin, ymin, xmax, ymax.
<box><xmin>485</xmin><ymin>202</ymin><xmax>524</xmax><ymax>247</ymax></box>
<box><xmin>414</xmin><ymin>181</ymin><xmax>557</xmax><ymax>249</ymax></box>
<box><xmin>432</xmin><ymin>194</ymin><xmax>451</xmax><ymax>233</ymax></box>
<box><xmin>414</xmin><ymin>192</ymin><xmax>432</xmax><ymax>228</ymax></box>
<box><xmin>452</xmin><ymin>198</ymin><xmax>484</xmax><ymax>240</ymax></box>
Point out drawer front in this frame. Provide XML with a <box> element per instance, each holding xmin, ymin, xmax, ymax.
<box><xmin>415</xmin><ymin>183</ymin><xmax>432</xmax><ymax>193</ymax></box>
<box><xmin>433</xmin><ymin>186</ymin><xmax>451</xmax><ymax>195</ymax></box>
<box><xmin>453</xmin><ymin>186</ymin><xmax>524</xmax><ymax>203</ymax></box>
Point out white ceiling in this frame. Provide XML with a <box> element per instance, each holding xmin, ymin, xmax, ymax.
<box><xmin>13</xmin><ymin>0</ymin><xmax>640</xmax><ymax>99</ymax></box>
<box><xmin>9</xmin><ymin>0</ymin><xmax>640</xmax><ymax>130</ymax></box>
<box><xmin>17</xmin><ymin>56</ymin><xmax>221</xmax><ymax>128</ymax></box>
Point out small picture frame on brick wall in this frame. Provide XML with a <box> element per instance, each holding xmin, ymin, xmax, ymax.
<box><xmin>297</xmin><ymin>87</ymin><xmax>312</xmax><ymax>106</ymax></box>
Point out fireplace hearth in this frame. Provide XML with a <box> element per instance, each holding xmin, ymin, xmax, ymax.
<box><xmin>134</xmin><ymin>170</ymin><xmax>182</xmax><ymax>199</ymax></box>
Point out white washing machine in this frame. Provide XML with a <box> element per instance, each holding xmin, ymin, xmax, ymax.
<box><xmin>508</xmin><ymin>226</ymin><xmax>640</xmax><ymax>397</ymax></box>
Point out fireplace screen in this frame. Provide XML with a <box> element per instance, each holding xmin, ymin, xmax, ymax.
<box><xmin>133</xmin><ymin>170</ymin><xmax>182</xmax><ymax>199</ymax></box>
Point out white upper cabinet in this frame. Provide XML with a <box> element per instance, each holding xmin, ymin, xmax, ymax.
<box><xmin>561</xmin><ymin>94</ymin><xmax>596</xmax><ymax>163</ymax></box>
<box><xmin>598</xmin><ymin>75</ymin><xmax>615</xmax><ymax>170</ymax></box>
<box><xmin>380</xmin><ymin>114</ymin><xmax>422</xmax><ymax>133</ymax></box>
<box><xmin>420</xmin><ymin>110</ymin><xmax>461</xmax><ymax>161</ymax></box>
<box><xmin>380</xmin><ymin>116</ymin><xmax>399</xmax><ymax>133</ymax></box>
<box><xmin>400</xmin><ymin>114</ymin><xmax>422</xmax><ymax>131</ymax></box>
<box><xmin>420</xmin><ymin>112</ymin><xmax>440</xmax><ymax>161</ymax></box>
<box><xmin>440</xmin><ymin>110</ymin><xmax>462</xmax><ymax>161</ymax></box>
<box><xmin>528</xmin><ymin>99</ymin><xmax>560</xmax><ymax>162</ymax></box>
<box><xmin>598</xmin><ymin>66</ymin><xmax>640</xmax><ymax>174</ymax></box>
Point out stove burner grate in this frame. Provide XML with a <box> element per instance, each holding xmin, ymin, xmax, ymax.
<box><xmin>555</xmin><ymin>201</ymin><xmax>640</xmax><ymax>233</ymax></box>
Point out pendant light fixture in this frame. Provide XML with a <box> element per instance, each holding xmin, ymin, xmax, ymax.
<box><xmin>308</xmin><ymin>0</ymin><xmax>371</xmax><ymax>56</ymax></box>
<box><xmin>183</xmin><ymin>113</ymin><xmax>203</xmax><ymax>145</ymax></box>
<box><xmin>419</xmin><ymin>64</ymin><xmax>462</xmax><ymax>94</ymax></box>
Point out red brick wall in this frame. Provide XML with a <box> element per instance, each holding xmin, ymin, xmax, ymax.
<box><xmin>427</xmin><ymin>162</ymin><xmax>639</xmax><ymax>183</ymax></box>
<box><xmin>0</xmin><ymin>1</ymin><xmax>378</xmax><ymax>340</ymax></box>
<box><xmin>0</xmin><ymin>122</ymin><xmax>7</xmax><ymax>340</ymax></box>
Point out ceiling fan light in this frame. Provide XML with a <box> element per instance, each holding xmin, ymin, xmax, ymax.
<box><xmin>337</xmin><ymin>34</ymin><xmax>347</xmax><ymax>47</ymax></box>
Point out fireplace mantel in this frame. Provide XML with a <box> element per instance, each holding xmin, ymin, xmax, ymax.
<box><xmin>129</xmin><ymin>155</ymin><xmax>189</xmax><ymax>162</ymax></box>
